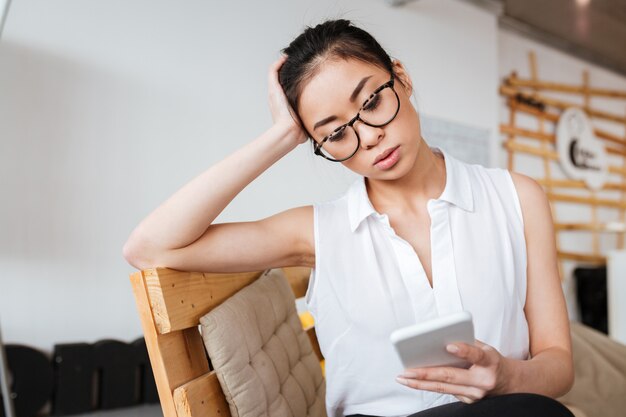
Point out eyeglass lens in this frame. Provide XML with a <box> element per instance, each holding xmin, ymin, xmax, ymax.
<box><xmin>318</xmin><ymin>85</ymin><xmax>399</xmax><ymax>161</ymax></box>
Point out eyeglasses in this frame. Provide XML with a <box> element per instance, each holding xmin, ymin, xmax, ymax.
<box><xmin>313</xmin><ymin>74</ymin><xmax>400</xmax><ymax>162</ymax></box>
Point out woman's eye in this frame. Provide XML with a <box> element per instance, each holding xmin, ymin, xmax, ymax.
<box><xmin>363</xmin><ymin>93</ymin><xmax>381</xmax><ymax>111</ymax></box>
<box><xmin>328</xmin><ymin>129</ymin><xmax>346</xmax><ymax>142</ymax></box>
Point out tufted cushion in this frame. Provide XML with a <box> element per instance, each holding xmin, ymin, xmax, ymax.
<box><xmin>199</xmin><ymin>268</ymin><xmax>326</xmax><ymax>417</ymax></box>
<box><xmin>557</xmin><ymin>321</ymin><xmax>626</xmax><ymax>417</ymax></box>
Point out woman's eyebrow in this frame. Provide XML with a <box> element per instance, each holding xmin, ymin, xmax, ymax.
<box><xmin>349</xmin><ymin>74</ymin><xmax>373</xmax><ymax>102</ymax></box>
<box><xmin>313</xmin><ymin>74</ymin><xmax>373</xmax><ymax>131</ymax></box>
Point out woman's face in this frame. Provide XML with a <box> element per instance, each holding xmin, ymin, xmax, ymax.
<box><xmin>298</xmin><ymin>57</ymin><xmax>422</xmax><ymax>179</ymax></box>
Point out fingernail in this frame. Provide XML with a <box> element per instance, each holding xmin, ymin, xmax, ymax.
<box><xmin>446</xmin><ymin>344</ymin><xmax>459</xmax><ymax>353</ymax></box>
<box><xmin>395</xmin><ymin>377</ymin><xmax>408</xmax><ymax>385</ymax></box>
<box><xmin>398</xmin><ymin>371</ymin><xmax>418</xmax><ymax>378</ymax></box>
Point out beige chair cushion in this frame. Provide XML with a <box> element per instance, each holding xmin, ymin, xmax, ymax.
<box><xmin>199</xmin><ymin>268</ymin><xmax>326</xmax><ymax>417</ymax></box>
<box><xmin>557</xmin><ymin>321</ymin><xmax>626</xmax><ymax>417</ymax></box>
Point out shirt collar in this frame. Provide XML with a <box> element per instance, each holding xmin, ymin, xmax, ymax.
<box><xmin>347</xmin><ymin>146</ymin><xmax>475</xmax><ymax>233</ymax></box>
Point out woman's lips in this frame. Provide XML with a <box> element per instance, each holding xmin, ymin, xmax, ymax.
<box><xmin>374</xmin><ymin>146</ymin><xmax>400</xmax><ymax>170</ymax></box>
<box><xmin>373</xmin><ymin>145</ymin><xmax>399</xmax><ymax>165</ymax></box>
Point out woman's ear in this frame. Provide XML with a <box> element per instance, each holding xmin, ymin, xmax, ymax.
<box><xmin>391</xmin><ymin>59</ymin><xmax>413</xmax><ymax>96</ymax></box>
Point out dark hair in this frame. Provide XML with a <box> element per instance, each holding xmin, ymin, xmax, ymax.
<box><xmin>278</xmin><ymin>19</ymin><xmax>407</xmax><ymax>145</ymax></box>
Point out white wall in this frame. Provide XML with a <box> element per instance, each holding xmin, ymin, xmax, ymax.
<box><xmin>498</xmin><ymin>29</ymin><xmax>626</xmax><ymax>321</ymax></box>
<box><xmin>0</xmin><ymin>0</ymin><xmax>498</xmax><ymax>352</ymax></box>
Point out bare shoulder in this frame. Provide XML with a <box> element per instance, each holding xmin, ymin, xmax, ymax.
<box><xmin>508</xmin><ymin>171</ymin><xmax>554</xmax><ymax>237</ymax></box>
<box><xmin>509</xmin><ymin>171</ymin><xmax>546</xmax><ymax>203</ymax></box>
<box><xmin>509</xmin><ymin>172</ymin><xmax>550</xmax><ymax>216</ymax></box>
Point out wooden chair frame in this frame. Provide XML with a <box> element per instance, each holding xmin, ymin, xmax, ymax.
<box><xmin>129</xmin><ymin>267</ymin><xmax>594</xmax><ymax>416</ymax></box>
<box><xmin>129</xmin><ymin>266</ymin><xmax>322</xmax><ymax>417</ymax></box>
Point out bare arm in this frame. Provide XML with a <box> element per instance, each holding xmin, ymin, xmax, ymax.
<box><xmin>504</xmin><ymin>172</ymin><xmax>575</xmax><ymax>398</ymax></box>
<box><xmin>123</xmin><ymin>55</ymin><xmax>314</xmax><ymax>272</ymax></box>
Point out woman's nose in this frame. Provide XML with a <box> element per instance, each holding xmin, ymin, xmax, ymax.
<box><xmin>355</xmin><ymin>120</ymin><xmax>384</xmax><ymax>149</ymax></box>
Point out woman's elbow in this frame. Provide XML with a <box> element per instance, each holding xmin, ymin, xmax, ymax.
<box><xmin>122</xmin><ymin>237</ymin><xmax>153</xmax><ymax>270</ymax></box>
<box><xmin>556</xmin><ymin>350</ymin><xmax>576</xmax><ymax>397</ymax></box>
<box><xmin>563</xmin><ymin>361</ymin><xmax>576</xmax><ymax>396</ymax></box>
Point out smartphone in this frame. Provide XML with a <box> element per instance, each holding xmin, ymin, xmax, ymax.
<box><xmin>390</xmin><ymin>310</ymin><xmax>475</xmax><ymax>369</ymax></box>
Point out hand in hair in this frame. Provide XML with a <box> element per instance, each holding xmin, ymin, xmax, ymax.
<box><xmin>267</xmin><ymin>54</ymin><xmax>308</xmax><ymax>145</ymax></box>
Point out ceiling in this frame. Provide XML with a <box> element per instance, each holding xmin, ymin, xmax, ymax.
<box><xmin>493</xmin><ymin>0</ymin><xmax>626</xmax><ymax>77</ymax></box>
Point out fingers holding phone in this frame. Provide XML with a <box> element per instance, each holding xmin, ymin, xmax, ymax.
<box><xmin>390</xmin><ymin>311</ymin><xmax>475</xmax><ymax>369</ymax></box>
<box><xmin>395</xmin><ymin>337</ymin><xmax>514</xmax><ymax>403</ymax></box>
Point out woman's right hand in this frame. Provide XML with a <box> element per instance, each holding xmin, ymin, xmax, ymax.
<box><xmin>268</xmin><ymin>54</ymin><xmax>308</xmax><ymax>145</ymax></box>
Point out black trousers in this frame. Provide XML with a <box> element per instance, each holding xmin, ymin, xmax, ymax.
<box><xmin>345</xmin><ymin>393</ymin><xmax>575</xmax><ymax>417</ymax></box>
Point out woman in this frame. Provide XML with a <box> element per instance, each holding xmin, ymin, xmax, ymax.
<box><xmin>123</xmin><ymin>19</ymin><xmax>575</xmax><ymax>417</ymax></box>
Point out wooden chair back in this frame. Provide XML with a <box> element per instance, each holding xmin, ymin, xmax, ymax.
<box><xmin>129</xmin><ymin>266</ymin><xmax>321</xmax><ymax>417</ymax></box>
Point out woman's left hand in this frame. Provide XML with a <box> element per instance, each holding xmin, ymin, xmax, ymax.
<box><xmin>395</xmin><ymin>339</ymin><xmax>513</xmax><ymax>404</ymax></box>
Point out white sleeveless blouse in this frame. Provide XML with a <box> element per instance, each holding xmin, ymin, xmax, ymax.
<box><xmin>305</xmin><ymin>147</ymin><xmax>530</xmax><ymax>417</ymax></box>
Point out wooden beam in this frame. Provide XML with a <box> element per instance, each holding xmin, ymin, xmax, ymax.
<box><xmin>554</xmin><ymin>222</ymin><xmax>626</xmax><ymax>232</ymax></box>
<box><xmin>500</xmin><ymin>124</ymin><xmax>553</xmax><ymax>143</ymax></box>
<box><xmin>500</xmin><ymin>85</ymin><xmax>626</xmax><ymax>125</ymax></box>
<box><xmin>143</xmin><ymin>268</ymin><xmax>263</xmax><ymax>334</ymax></box>
<box><xmin>172</xmin><ymin>372</ymin><xmax>231</xmax><ymax>417</ymax></box>
<box><xmin>130</xmin><ymin>272</ymin><xmax>180</xmax><ymax>417</ymax></box>
<box><xmin>503</xmin><ymin>140</ymin><xmax>626</xmax><ymax>178</ymax></box>
<box><xmin>283</xmin><ymin>266</ymin><xmax>312</xmax><ymax>299</ymax></box>
<box><xmin>501</xmin><ymin>124</ymin><xmax>626</xmax><ymax>157</ymax></box>
<box><xmin>547</xmin><ymin>192</ymin><xmax>626</xmax><ymax>210</ymax></box>
<box><xmin>558</xmin><ymin>251</ymin><xmax>606</xmax><ymax>264</ymax></box>
<box><xmin>536</xmin><ymin>178</ymin><xmax>626</xmax><ymax>192</ymax></box>
<box><xmin>501</xmin><ymin>106</ymin><xmax>626</xmax><ymax>149</ymax></box>
<box><xmin>306</xmin><ymin>326</ymin><xmax>324</xmax><ymax>362</ymax></box>
<box><xmin>506</xmin><ymin>74</ymin><xmax>626</xmax><ymax>100</ymax></box>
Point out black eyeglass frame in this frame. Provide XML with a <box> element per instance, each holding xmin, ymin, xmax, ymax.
<box><xmin>313</xmin><ymin>74</ymin><xmax>401</xmax><ymax>162</ymax></box>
